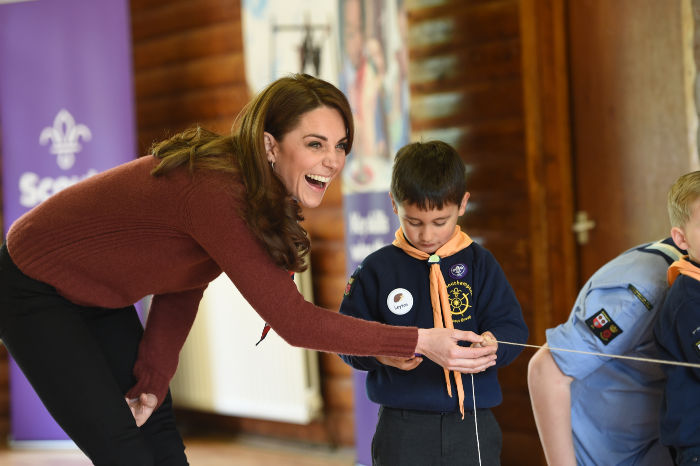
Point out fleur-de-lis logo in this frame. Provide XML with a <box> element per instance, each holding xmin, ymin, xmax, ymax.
<box><xmin>39</xmin><ymin>109</ymin><xmax>91</xmax><ymax>170</ymax></box>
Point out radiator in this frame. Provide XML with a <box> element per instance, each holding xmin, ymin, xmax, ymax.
<box><xmin>169</xmin><ymin>268</ymin><xmax>322</xmax><ymax>424</ymax></box>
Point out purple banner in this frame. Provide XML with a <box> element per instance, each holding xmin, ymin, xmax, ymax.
<box><xmin>343</xmin><ymin>192</ymin><xmax>398</xmax><ymax>464</ymax></box>
<box><xmin>0</xmin><ymin>0</ymin><xmax>136</xmax><ymax>442</ymax></box>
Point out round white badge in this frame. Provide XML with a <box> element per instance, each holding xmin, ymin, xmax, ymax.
<box><xmin>387</xmin><ymin>288</ymin><xmax>413</xmax><ymax>315</ymax></box>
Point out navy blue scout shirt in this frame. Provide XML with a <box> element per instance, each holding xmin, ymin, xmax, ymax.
<box><xmin>655</xmin><ymin>258</ymin><xmax>700</xmax><ymax>450</ymax></box>
<box><xmin>339</xmin><ymin>241</ymin><xmax>528</xmax><ymax>413</ymax></box>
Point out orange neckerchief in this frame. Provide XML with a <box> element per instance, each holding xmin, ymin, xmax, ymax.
<box><xmin>392</xmin><ymin>225</ymin><xmax>473</xmax><ymax>419</ymax></box>
<box><xmin>668</xmin><ymin>256</ymin><xmax>700</xmax><ymax>285</ymax></box>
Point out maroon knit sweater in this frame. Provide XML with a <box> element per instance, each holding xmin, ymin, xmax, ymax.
<box><xmin>6</xmin><ymin>155</ymin><xmax>417</xmax><ymax>406</ymax></box>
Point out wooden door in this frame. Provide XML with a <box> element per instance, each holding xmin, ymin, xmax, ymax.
<box><xmin>519</xmin><ymin>1</ymin><xmax>699</xmax><ymax>464</ymax></box>
<box><xmin>567</xmin><ymin>0</ymin><xmax>698</xmax><ymax>282</ymax></box>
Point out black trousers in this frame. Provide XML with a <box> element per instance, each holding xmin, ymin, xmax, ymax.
<box><xmin>372</xmin><ymin>406</ymin><xmax>502</xmax><ymax>466</ymax></box>
<box><xmin>0</xmin><ymin>243</ymin><xmax>188</xmax><ymax>466</ymax></box>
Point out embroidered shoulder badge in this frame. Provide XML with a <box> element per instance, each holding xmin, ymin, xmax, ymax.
<box><xmin>344</xmin><ymin>277</ymin><xmax>356</xmax><ymax>297</ymax></box>
<box><xmin>628</xmin><ymin>284</ymin><xmax>653</xmax><ymax>310</ymax></box>
<box><xmin>585</xmin><ymin>309</ymin><xmax>623</xmax><ymax>345</ymax></box>
<box><xmin>344</xmin><ymin>266</ymin><xmax>362</xmax><ymax>297</ymax></box>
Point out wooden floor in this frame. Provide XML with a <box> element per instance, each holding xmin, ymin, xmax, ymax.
<box><xmin>0</xmin><ymin>435</ymin><xmax>357</xmax><ymax>466</ymax></box>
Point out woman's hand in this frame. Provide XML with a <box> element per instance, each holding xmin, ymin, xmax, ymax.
<box><xmin>415</xmin><ymin>328</ymin><xmax>497</xmax><ymax>373</ymax></box>
<box><xmin>125</xmin><ymin>393</ymin><xmax>158</xmax><ymax>427</ymax></box>
<box><xmin>376</xmin><ymin>355</ymin><xmax>423</xmax><ymax>371</ymax></box>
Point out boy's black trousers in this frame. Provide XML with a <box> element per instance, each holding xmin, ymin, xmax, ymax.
<box><xmin>372</xmin><ymin>405</ymin><xmax>502</xmax><ymax>466</ymax></box>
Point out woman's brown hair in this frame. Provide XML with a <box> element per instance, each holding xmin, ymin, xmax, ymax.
<box><xmin>149</xmin><ymin>73</ymin><xmax>354</xmax><ymax>272</ymax></box>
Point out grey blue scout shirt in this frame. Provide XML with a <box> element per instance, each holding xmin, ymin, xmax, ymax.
<box><xmin>547</xmin><ymin>238</ymin><xmax>683</xmax><ymax>466</ymax></box>
<box><xmin>339</xmin><ymin>241</ymin><xmax>528</xmax><ymax>413</ymax></box>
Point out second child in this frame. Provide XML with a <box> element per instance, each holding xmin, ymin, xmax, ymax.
<box><xmin>654</xmin><ymin>171</ymin><xmax>700</xmax><ymax>465</ymax></box>
<box><xmin>339</xmin><ymin>140</ymin><xmax>529</xmax><ymax>466</ymax></box>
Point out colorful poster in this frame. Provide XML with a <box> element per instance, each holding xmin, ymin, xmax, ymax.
<box><xmin>0</xmin><ymin>0</ymin><xmax>136</xmax><ymax>443</ymax></box>
<box><xmin>338</xmin><ymin>1</ymin><xmax>410</xmax><ymax>464</ymax></box>
<box><xmin>339</xmin><ymin>0</ymin><xmax>410</xmax><ymax>198</ymax></box>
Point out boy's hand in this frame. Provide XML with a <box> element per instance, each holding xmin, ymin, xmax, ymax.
<box><xmin>471</xmin><ymin>331</ymin><xmax>497</xmax><ymax>349</ymax></box>
<box><xmin>376</xmin><ymin>355</ymin><xmax>423</xmax><ymax>371</ymax></box>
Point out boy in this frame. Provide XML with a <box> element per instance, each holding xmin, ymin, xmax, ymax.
<box><xmin>339</xmin><ymin>140</ymin><xmax>529</xmax><ymax>466</ymax></box>
<box><xmin>654</xmin><ymin>171</ymin><xmax>700</xmax><ymax>465</ymax></box>
<box><xmin>529</xmin><ymin>238</ymin><xmax>681</xmax><ymax>466</ymax></box>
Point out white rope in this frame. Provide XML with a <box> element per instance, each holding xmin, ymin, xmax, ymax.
<box><xmin>495</xmin><ymin>340</ymin><xmax>700</xmax><ymax>369</ymax></box>
<box><xmin>471</xmin><ymin>372</ymin><xmax>482</xmax><ymax>466</ymax></box>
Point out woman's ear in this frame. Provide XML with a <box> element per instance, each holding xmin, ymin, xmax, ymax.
<box><xmin>263</xmin><ymin>132</ymin><xmax>277</xmax><ymax>163</ymax></box>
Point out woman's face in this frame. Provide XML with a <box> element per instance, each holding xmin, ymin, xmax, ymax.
<box><xmin>265</xmin><ymin>106</ymin><xmax>349</xmax><ymax>208</ymax></box>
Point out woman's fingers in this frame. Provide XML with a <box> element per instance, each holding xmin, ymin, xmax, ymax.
<box><xmin>446</xmin><ymin>344</ymin><xmax>497</xmax><ymax>373</ymax></box>
<box><xmin>415</xmin><ymin>328</ymin><xmax>497</xmax><ymax>373</ymax></box>
<box><xmin>125</xmin><ymin>393</ymin><xmax>158</xmax><ymax>427</ymax></box>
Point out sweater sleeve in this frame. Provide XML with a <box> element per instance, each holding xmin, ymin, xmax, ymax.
<box><xmin>183</xmin><ymin>174</ymin><xmax>418</xmax><ymax>358</ymax></box>
<box><xmin>126</xmin><ymin>287</ymin><xmax>206</xmax><ymax>406</ymax></box>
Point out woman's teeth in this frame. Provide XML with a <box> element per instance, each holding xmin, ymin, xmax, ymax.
<box><xmin>306</xmin><ymin>174</ymin><xmax>330</xmax><ymax>187</ymax></box>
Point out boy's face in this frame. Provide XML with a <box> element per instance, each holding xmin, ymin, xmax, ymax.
<box><xmin>391</xmin><ymin>193</ymin><xmax>469</xmax><ymax>254</ymax></box>
<box><xmin>672</xmin><ymin>197</ymin><xmax>700</xmax><ymax>262</ymax></box>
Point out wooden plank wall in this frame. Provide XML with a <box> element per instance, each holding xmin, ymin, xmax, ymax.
<box><xmin>130</xmin><ymin>0</ymin><xmax>249</xmax><ymax>154</ymax></box>
<box><xmin>130</xmin><ymin>0</ymin><xmax>355</xmax><ymax>447</ymax></box>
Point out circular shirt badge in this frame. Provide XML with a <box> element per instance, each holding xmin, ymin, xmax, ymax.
<box><xmin>449</xmin><ymin>263</ymin><xmax>467</xmax><ymax>279</ymax></box>
<box><xmin>387</xmin><ymin>288</ymin><xmax>414</xmax><ymax>315</ymax></box>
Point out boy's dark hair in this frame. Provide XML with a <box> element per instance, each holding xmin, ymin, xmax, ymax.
<box><xmin>390</xmin><ymin>140</ymin><xmax>467</xmax><ymax>210</ymax></box>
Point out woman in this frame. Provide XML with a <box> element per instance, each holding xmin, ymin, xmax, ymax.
<box><xmin>0</xmin><ymin>74</ymin><xmax>497</xmax><ymax>465</ymax></box>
